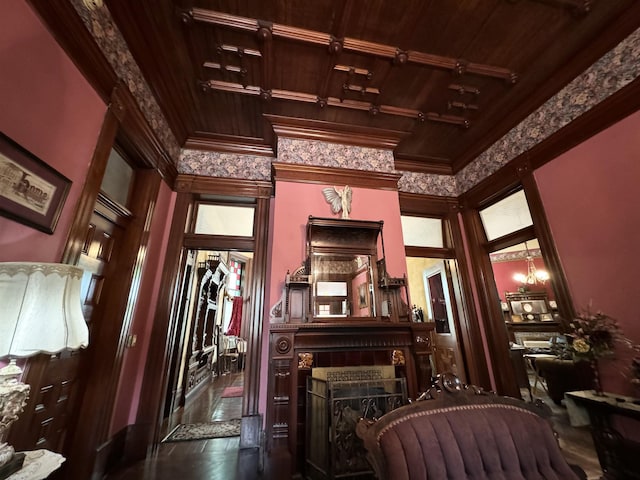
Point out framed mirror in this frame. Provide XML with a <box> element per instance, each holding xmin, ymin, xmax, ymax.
<box><xmin>312</xmin><ymin>253</ymin><xmax>374</xmax><ymax>318</ymax></box>
<box><xmin>306</xmin><ymin>217</ymin><xmax>384</xmax><ymax>321</ymax></box>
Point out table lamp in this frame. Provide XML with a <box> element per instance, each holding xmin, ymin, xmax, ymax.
<box><xmin>0</xmin><ymin>263</ymin><xmax>88</xmax><ymax>479</ymax></box>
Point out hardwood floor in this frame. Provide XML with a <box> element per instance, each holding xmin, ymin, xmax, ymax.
<box><xmin>104</xmin><ymin>372</ymin><xmax>266</xmax><ymax>480</ymax></box>
<box><xmin>104</xmin><ymin>372</ymin><xmax>602</xmax><ymax>480</ymax></box>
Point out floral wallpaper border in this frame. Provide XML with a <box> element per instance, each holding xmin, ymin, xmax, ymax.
<box><xmin>72</xmin><ymin>2</ymin><xmax>640</xmax><ymax>197</ymax></box>
<box><xmin>456</xmin><ymin>26</ymin><xmax>640</xmax><ymax>193</ymax></box>
<box><xmin>70</xmin><ymin>0</ymin><xmax>181</xmax><ymax>163</ymax></box>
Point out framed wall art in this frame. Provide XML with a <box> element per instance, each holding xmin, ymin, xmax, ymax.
<box><xmin>0</xmin><ymin>132</ymin><xmax>71</xmax><ymax>234</ymax></box>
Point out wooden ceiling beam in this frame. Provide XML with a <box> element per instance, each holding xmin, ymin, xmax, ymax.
<box><xmin>200</xmin><ymin>79</ymin><xmax>470</xmax><ymax>127</ymax></box>
<box><xmin>187</xmin><ymin>8</ymin><xmax>517</xmax><ymax>83</ymax></box>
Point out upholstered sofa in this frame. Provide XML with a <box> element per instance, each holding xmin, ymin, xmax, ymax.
<box><xmin>356</xmin><ymin>373</ymin><xmax>586</xmax><ymax>480</ymax></box>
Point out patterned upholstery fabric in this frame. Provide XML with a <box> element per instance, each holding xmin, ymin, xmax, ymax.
<box><xmin>376</xmin><ymin>403</ymin><xmax>579</xmax><ymax>480</ymax></box>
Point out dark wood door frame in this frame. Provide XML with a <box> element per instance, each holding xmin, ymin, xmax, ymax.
<box><xmin>132</xmin><ymin>177</ymin><xmax>272</xmax><ymax>461</ymax></box>
<box><xmin>459</xmin><ymin>162</ymin><xmax>574</xmax><ymax>398</ymax></box>
<box><xmin>399</xmin><ymin>192</ymin><xmax>490</xmax><ymax>390</ymax></box>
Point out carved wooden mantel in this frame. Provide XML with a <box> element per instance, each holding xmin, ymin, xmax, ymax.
<box><xmin>268</xmin><ymin>321</ymin><xmax>434</xmax><ymax>476</ymax></box>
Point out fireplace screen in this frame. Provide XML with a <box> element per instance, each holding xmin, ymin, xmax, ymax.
<box><xmin>306</xmin><ymin>367</ymin><xmax>408</xmax><ymax>480</ymax></box>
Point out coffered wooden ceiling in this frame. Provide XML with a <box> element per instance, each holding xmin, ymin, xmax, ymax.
<box><xmin>104</xmin><ymin>0</ymin><xmax>639</xmax><ymax>174</ymax></box>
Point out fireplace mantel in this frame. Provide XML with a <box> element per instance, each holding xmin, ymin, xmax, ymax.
<box><xmin>267</xmin><ymin>321</ymin><xmax>434</xmax><ymax>476</ymax></box>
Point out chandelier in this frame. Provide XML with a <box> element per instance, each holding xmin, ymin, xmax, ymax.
<box><xmin>513</xmin><ymin>241</ymin><xmax>549</xmax><ymax>286</ymax></box>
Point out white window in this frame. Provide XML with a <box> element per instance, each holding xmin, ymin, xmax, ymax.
<box><xmin>401</xmin><ymin>216</ymin><xmax>443</xmax><ymax>248</ymax></box>
<box><xmin>194</xmin><ymin>205</ymin><xmax>255</xmax><ymax>237</ymax></box>
<box><xmin>479</xmin><ymin>190</ymin><xmax>533</xmax><ymax>241</ymax></box>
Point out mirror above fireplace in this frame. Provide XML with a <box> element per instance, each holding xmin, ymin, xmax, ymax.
<box><xmin>312</xmin><ymin>253</ymin><xmax>374</xmax><ymax>318</ymax></box>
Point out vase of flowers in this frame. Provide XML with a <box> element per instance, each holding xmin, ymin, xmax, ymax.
<box><xmin>564</xmin><ymin>309</ymin><xmax>622</xmax><ymax>396</ymax></box>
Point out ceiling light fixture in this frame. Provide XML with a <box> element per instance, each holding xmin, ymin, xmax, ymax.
<box><xmin>513</xmin><ymin>241</ymin><xmax>549</xmax><ymax>286</ymax></box>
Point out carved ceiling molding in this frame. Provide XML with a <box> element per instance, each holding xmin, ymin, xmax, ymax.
<box><xmin>272</xmin><ymin>162</ymin><xmax>401</xmax><ymax>191</ymax></box>
<box><xmin>266</xmin><ymin>115</ymin><xmax>408</xmax><ymax>151</ymax></box>
<box><xmin>191</xmin><ymin>7</ymin><xmax>515</xmax><ymax>128</ymax></box>
<box><xmin>65</xmin><ymin>0</ymin><xmax>639</xmax><ymax>199</ymax></box>
<box><xmin>187</xmin><ymin>8</ymin><xmax>517</xmax><ymax>83</ymax></box>
<box><xmin>199</xmin><ymin>79</ymin><xmax>470</xmax><ymax>128</ymax></box>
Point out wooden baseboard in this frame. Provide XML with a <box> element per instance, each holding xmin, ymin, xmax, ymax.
<box><xmin>240</xmin><ymin>414</ymin><xmax>263</xmax><ymax>449</ymax></box>
<box><xmin>93</xmin><ymin>426</ymin><xmax>128</xmax><ymax>479</ymax></box>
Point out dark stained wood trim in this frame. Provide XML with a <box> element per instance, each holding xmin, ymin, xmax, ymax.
<box><xmin>241</xmin><ymin>195</ymin><xmax>270</xmax><ymax>446</ymax></box>
<box><xmin>174</xmin><ymin>174</ymin><xmax>273</xmax><ymax>198</ymax></box>
<box><xmin>265</xmin><ymin>114</ymin><xmax>409</xmax><ymax>150</ymax></box>
<box><xmin>485</xmin><ymin>225</ymin><xmax>536</xmax><ymax>254</ymax></box>
<box><xmin>458</xmin><ymin>205</ymin><xmax>519</xmax><ymax>397</ymax></box>
<box><xmin>272</xmin><ymin>162</ymin><xmax>402</xmax><ymax>191</ymax></box>
<box><xmin>184</xmin><ymin>134</ymin><xmax>274</xmax><ymax>156</ymax></box>
<box><xmin>189</xmin><ymin>7</ymin><xmax>515</xmax><ymax>81</ymax></box>
<box><xmin>453</xmin><ymin>1</ymin><xmax>640</xmax><ymax>172</ymax></box>
<box><xmin>68</xmin><ymin>169</ymin><xmax>162</xmax><ymax>479</ymax></box>
<box><xmin>394</xmin><ymin>157</ymin><xmax>454</xmax><ymax>175</ymax></box>
<box><xmin>399</xmin><ymin>192</ymin><xmax>458</xmax><ymax>216</ymax></box>
<box><xmin>449</xmin><ymin>206</ymin><xmax>491</xmax><ymax>390</ymax></box>
<box><xmin>134</xmin><ymin>192</ymin><xmax>192</xmax><ymax>455</ymax></box>
<box><xmin>183</xmin><ymin>234</ymin><xmax>255</xmax><ymax>251</ymax></box>
<box><xmin>61</xmin><ymin>105</ymin><xmax>118</xmax><ymax>264</ymax></box>
<box><xmin>521</xmin><ymin>175</ymin><xmax>575</xmax><ymax>323</ymax></box>
<box><xmin>404</xmin><ymin>246</ymin><xmax>455</xmax><ymax>259</ymax></box>
<box><xmin>112</xmin><ymin>82</ymin><xmax>178</xmax><ymax>185</ymax></box>
<box><xmin>397</xmin><ymin>192</ymin><xmax>491</xmax><ymax>390</ymax></box>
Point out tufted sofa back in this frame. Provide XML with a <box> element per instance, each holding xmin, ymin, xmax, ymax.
<box><xmin>376</xmin><ymin>403</ymin><xmax>579</xmax><ymax>480</ymax></box>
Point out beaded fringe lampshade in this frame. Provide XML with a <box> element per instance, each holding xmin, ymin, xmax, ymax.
<box><xmin>0</xmin><ymin>262</ymin><xmax>88</xmax><ymax>476</ymax></box>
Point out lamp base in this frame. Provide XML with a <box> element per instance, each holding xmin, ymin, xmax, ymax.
<box><xmin>0</xmin><ymin>452</ymin><xmax>25</xmax><ymax>480</ymax></box>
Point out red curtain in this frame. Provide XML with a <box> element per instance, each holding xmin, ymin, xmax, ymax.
<box><xmin>225</xmin><ymin>296</ymin><xmax>243</xmax><ymax>336</ymax></box>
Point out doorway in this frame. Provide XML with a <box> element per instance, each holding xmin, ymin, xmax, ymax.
<box><xmin>164</xmin><ymin>249</ymin><xmax>253</xmax><ymax>429</ymax></box>
<box><xmin>406</xmin><ymin>257</ymin><xmax>467</xmax><ymax>382</ymax></box>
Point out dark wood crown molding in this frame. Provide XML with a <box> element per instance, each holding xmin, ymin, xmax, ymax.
<box><xmin>265</xmin><ymin>114</ymin><xmax>408</xmax><ymax>150</ymax></box>
<box><xmin>174</xmin><ymin>174</ymin><xmax>272</xmax><ymax>198</ymax></box>
<box><xmin>394</xmin><ymin>155</ymin><xmax>454</xmax><ymax>175</ymax></box>
<box><xmin>185</xmin><ymin>134</ymin><xmax>274</xmax><ymax>157</ymax></box>
<box><xmin>272</xmin><ymin>162</ymin><xmax>402</xmax><ymax>191</ymax></box>
<box><xmin>399</xmin><ymin>191</ymin><xmax>459</xmax><ymax>216</ymax></box>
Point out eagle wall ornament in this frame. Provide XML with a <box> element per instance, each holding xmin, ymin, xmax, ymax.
<box><xmin>322</xmin><ymin>185</ymin><xmax>352</xmax><ymax>219</ymax></box>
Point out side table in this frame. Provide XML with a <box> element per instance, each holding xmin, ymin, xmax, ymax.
<box><xmin>565</xmin><ymin>390</ymin><xmax>640</xmax><ymax>480</ymax></box>
<box><xmin>7</xmin><ymin>450</ymin><xmax>64</xmax><ymax>480</ymax></box>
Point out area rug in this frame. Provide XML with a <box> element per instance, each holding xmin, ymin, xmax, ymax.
<box><xmin>163</xmin><ymin>419</ymin><xmax>241</xmax><ymax>442</ymax></box>
<box><xmin>221</xmin><ymin>385</ymin><xmax>244</xmax><ymax>398</ymax></box>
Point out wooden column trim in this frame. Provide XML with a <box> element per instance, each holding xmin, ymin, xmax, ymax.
<box><xmin>521</xmin><ymin>174</ymin><xmax>574</xmax><ymax>322</ymax></box>
<box><xmin>61</xmin><ymin>105</ymin><xmax>118</xmax><ymax>265</ymax></box>
<box><xmin>67</xmin><ymin>170</ymin><xmax>162</xmax><ymax>479</ymax></box>
<box><xmin>458</xmin><ymin>205</ymin><xmax>520</xmax><ymax>397</ymax></box>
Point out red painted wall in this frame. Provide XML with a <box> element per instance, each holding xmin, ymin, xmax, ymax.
<box><xmin>261</xmin><ymin>180</ymin><xmax>406</xmax><ymax>412</ymax></box>
<box><xmin>0</xmin><ymin>0</ymin><xmax>105</xmax><ymax>262</ymax></box>
<box><xmin>535</xmin><ymin>109</ymin><xmax>640</xmax><ymax>396</ymax></box>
